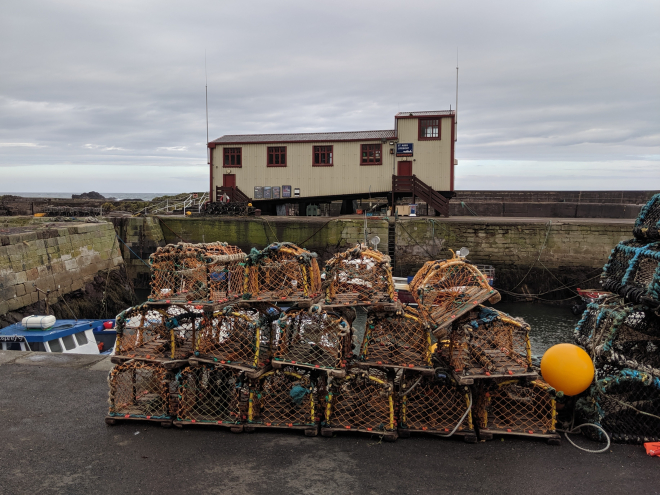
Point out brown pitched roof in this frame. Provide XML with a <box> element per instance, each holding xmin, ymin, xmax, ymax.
<box><xmin>212</xmin><ymin>129</ymin><xmax>396</xmax><ymax>144</ymax></box>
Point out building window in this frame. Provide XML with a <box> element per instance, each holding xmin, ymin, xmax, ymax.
<box><xmin>223</xmin><ymin>148</ymin><xmax>242</xmax><ymax>167</ymax></box>
<box><xmin>313</xmin><ymin>145</ymin><xmax>333</xmax><ymax>166</ymax></box>
<box><xmin>267</xmin><ymin>146</ymin><xmax>287</xmax><ymax>167</ymax></box>
<box><xmin>419</xmin><ymin>119</ymin><xmax>440</xmax><ymax>140</ymax></box>
<box><xmin>361</xmin><ymin>144</ymin><xmax>382</xmax><ymax>165</ymax></box>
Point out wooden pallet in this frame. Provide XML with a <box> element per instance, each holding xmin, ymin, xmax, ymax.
<box><xmin>105</xmin><ymin>415</ymin><xmax>173</xmax><ymax>428</ymax></box>
<box><xmin>244</xmin><ymin>423</ymin><xmax>319</xmax><ymax>436</ymax></box>
<box><xmin>320</xmin><ymin>426</ymin><xmax>398</xmax><ymax>441</ymax></box>
<box><xmin>431</xmin><ymin>289</ymin><xmax>501</xmax><ymax>335</ymax></box>
<box><xmin>321</xmin><ymin>291</ymin><xmax>394</xmax><ymax>308</ymax></box>
<box><xmin>450</xmin><ymin>368</ymin><xmax>538</xmax><ymax>386</ymax></box>
<box><xmin>110</xmin><ymin>355</ymin><xmax>190</xmax><ymax>370</ymax></box>
<box><xmin>398</xmin><ymin>427</ymin><xmax>478</xmax><ymax>443</ymax></box>
<box><xmin>173</xmin><ymin>420</ymin><xmax>244</xmax><ymax>433</ymax></box>
<box><xmin>187</xmin><ymin>358</ymin><xmax>271</xmax><ymax>379</ymax></box>
<box><xmin>355</xmin><ymin>361</ymin><xmax>434</xmax><ymax>375</ymax></box>
<box><xmin>271</xmin><ymin>358</ymin><xmax>346</xmax><ymax>377</ymax></box>
<box><xmin>479</xmin><ymin>428</ymin><xmax>561</xmax><ymax>445</ymax></box>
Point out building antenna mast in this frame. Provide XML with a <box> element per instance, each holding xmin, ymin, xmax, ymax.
<box><xmin>205</xmin><ymin>50</ymin><xmax>209</xmax><ymax>151</ymax></box>
<box><xmin>455</xmin><ymin>48</ymin><xmax>458</xmax><ymax>142</ymax></box>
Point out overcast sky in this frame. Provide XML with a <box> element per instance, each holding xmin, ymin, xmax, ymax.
<box><xmin>1</xmin><ymin>0</ymin><xmax>658</xmax><ymax>193</ymax></box>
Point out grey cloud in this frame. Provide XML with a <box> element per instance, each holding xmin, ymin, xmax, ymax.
<box><xmin>0</xmin><ymin>0</ymin><xmax>658</xmax><ymax>192</ymax></box>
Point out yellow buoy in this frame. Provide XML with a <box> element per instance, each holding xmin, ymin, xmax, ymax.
<box><xmin>540</xmin><ymin>343</ymin><xmax>594</xmax><ymax>396</ymax></box>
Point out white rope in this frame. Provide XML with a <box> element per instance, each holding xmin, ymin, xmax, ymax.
<box><xmin>557</xmin><ymin>423</ymin><xmax>611</xmax><ymax>453</ymax></box>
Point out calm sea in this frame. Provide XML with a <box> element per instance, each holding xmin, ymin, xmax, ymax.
<box><xmin>0</xmin><ymin>192</ymin><xmax>179</xmax><ymax>201</ymax></box>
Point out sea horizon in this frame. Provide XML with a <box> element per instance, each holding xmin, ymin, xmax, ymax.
<box><xmin>0</xmin><ymin>192</ymin><xmax>186</xmax><ymax>201</ymax></box>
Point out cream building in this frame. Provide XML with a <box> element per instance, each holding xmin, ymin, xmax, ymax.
<box><xmin>208</xmin><ymin>110</ymin><xmax>455</xmax><ymax>204</ymax></box>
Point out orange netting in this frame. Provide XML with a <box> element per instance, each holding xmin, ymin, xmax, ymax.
<box><xmin>115</xmin><ymin>303</ymin><xmax>199</xmax><ymax>360</ymax></box>
<box><xmin>437</xmin><ymin>306</ymin><xmax>533</xmax><ymax>378</ymax></box>
<box><xmin>323</xmin><ymin>245</ymin><xmax>395</xmax><ymax>305</ymax></box>
<box><xmin>176</xmin><ymin>365</ymin><xmax>248</xmax><ymax>425</ymax></box>
<box><xmin>399</xmin><ymin>371</ymin><xmax>474</xmax><ymax>434</ymax></box>
<box><xmin>476</xmin><ymin>379</ymin><xmax>557</xmax><ymax>435</ymax></box>
<box><xmin>108</xmin><ymin>361</ymin><xmax>174</xmax><ymax>420</ymax></box>
<box><xmin>244</xmin><ymin>242</ymin><xmax>322</xmax><ymax>302</ymax></box>
<box><xmin>408</xmin><ymin>258</ymin><xmax>499</xmax><ymax>328</ymax></box>
<box><xmin>150</xmin><ymin>243</ymin><xmax>208</xmax><ymax>302</ymax></box>
<box><xmin>205</xmin><ymin>242</ymin><xmax>247</xmax><ymax>302</ymax></box>
<box><xmin>324</xmin><ymin>368</ymin><xmax>396</xmax><ymax>433</ymax></box>
<box><xmin>195</xmin><ymin>304</ymin><xmax>276</xmax><ymax>370</ymax></box>
<box><xmin>272</xmin><ymin>308</ymin><xmax>351</xmax><ymax>371</ymax></box>
<box><xmin>248</xmin><ymin>368</ymin><xmax>323</xmax><ymax>427</ymax></box>
<box><xmin>359</xmin><ymin>307</ymin><xmax>433</xmax><ymax>369</ymax></box>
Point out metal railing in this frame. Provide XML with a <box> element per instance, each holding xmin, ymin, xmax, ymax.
<box><xmin>148</xmin><ymin>192</ymin><xmax>209</xmax><ymax>215</ymax></box>
<box><xmin>392</xmin><ymin>175</ymin><xmax>449</xmax><ymax>217</ymax></box>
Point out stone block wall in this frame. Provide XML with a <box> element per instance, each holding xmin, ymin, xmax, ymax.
<box><xmin>0</xmin><ymin>220</ymin><xmax>123</xmax><ymax>316</ymax></box>
<box><xmin>154</xmin><ymin>216</ymin><xmax>388</xmax><ymax>262</ymax></box>
<box><xmin>110</xmin><ymin>217</ymin><xmax>165</xmax><ymax>289</ymax></box>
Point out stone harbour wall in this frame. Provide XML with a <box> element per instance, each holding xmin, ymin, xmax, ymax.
<box><xmin>0</xmin><ymin>220</ymin><xmax>124</xmax><ymax>316</ymax></box>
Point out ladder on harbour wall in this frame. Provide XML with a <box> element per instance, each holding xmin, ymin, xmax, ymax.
<box><xmin>392</xmin><ymin>175</ymin><xmax>450</xmax><ymax>217</ymax></box>
<box><xmin>215</xmin><ymin>186</ymin><xmax>250</xmax><ymax>203</ymax></box>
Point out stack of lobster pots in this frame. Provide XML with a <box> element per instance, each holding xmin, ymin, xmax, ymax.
<box><xmin>574</xmin><ymin>193</ymin><xmax>660</xmax><ymax>444</ymax></box>
<box><xmin>407</xmin><ymin>258</ymin><xmax>560</xmax><ymax>445</ymax></box>
<box><xmin>105</xmin><ymin>239</ymin><xmax>561</xmax><ymax>444</ymax></box>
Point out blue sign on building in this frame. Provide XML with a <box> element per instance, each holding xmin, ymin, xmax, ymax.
<box><xmin>396</xmin><ymin>143</ymin><xmax>413</xmax><ymax>156</ymax></box>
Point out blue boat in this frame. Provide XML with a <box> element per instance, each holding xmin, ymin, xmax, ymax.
<box><xmin>0</xmin><ymin>318</ymin><xmax>116</xmax><ymax>355</ymax></box>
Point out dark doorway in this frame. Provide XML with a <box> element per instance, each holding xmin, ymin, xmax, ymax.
<box><xmin>397</xmin><ymin>161</ymin><xmax>412</xmax><ymax>176</ymax></box>
<box><xmin>223</xmin><ymin>174</ymin><xmax>236</xmax><ymax>187</ymax></box>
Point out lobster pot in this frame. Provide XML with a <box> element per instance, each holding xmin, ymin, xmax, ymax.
<box><xmin>245</xmin><ymin>243</ymin><xmax>322</xmax><ymax>302</ymax></box>
<box><xmin>440</xmin><ymin>306</ymin><xmax>533</xmax><ymax>378</ymax></box>
<box><xmin>477</xmin><ymin>379</ymin><xmax>557</xmax><ymax>438</ymax></box>
<box><xmin>359</xmin><ymin>307</ymin><xmax>433</xmax><ymax>370</ymax></box>
<box><xmin>115</xmin><ymin>304</ymin><xmax>200</xmax><ymax>360</ymax></box>
<box><xmin>195</xmin><ymin>305</ymin><xmax>274</xmax><ymax>370</ymax></box>
<box><xmin>575</xmin><ymin>298</ymin><xmax>660</xmax><ymax>376</ymax></box>
<box><xmin>108</xmin><ymin>361</ymin><xmax>174</xmax><ymax>420</ymax></box>
<box><xmin>576</xmin><ymin>370</ymin><xmax>660</xmax><ymax>444</ymax></box>
<box><xmin>323</xmin><ymin>246</ymin><xmax>394</xmax><ymax>305</ymax></box>
<box><xmin>408</xmin><ymin>259</ymin><xmax>500</xmax><ymax>329</ymax></box>
<box><xmin>176</xmin><ymin>365</ymin><xmax>247</xmax><ymax>425</ymax></box>
<box><xmin>273</xmin><ymin>309</ymin><xmax>351</xmax><ymax>371</ymax></box>
<box><xmin>206</xmin><ymin>243</ymin><xmax>247</xmax><ymax>301</ymax></box>
<box><xmin>601</xmin><ymin>239</ymin><xmax>660</xmax><ymax>305</ymax></box>
<box><xmin>150</xmin><ymin>243</ymin><xmax>208</xmax><ymax>302</ymax></box>
<box><xmin>324</xmin><ymin>368</ymin><xmax>396</xmax><ymax>435</ymax></box>
<box><xmin>399</xmin><ymin>372</ymin><xmax>474</xmax><ymax>436</ymax></box>
<box><xmin>248</xmin><ymin>368</ymin><xmax>323</xmax><ymax>428</ymax></box>
<box><xmin>633</xmin><ymin>193</ymin><xmax>660</xmax><ymax>241</ymax></box>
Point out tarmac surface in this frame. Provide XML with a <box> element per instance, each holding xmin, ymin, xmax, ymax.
<box><xmin>0</xmin><ymin>352</ymin><xmax>657</xmax><ymax>495</ymax></box>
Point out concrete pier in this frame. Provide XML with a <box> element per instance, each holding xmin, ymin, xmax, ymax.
<box><xmin>0</xmin><ymin>350</ymin><xmax>657</xmax><ymax>494</ymax></box>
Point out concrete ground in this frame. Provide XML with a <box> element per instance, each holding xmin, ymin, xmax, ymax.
<box><xmin>0</xmin><ymin>352</ymin><xmax>657</xmax><ymax>495</ymax></box>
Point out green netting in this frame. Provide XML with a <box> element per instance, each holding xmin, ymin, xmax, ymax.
<box><xmin>601</xmin><ymin>239</ymin><xmax>660</xmax><ymax>307</ymax></box>
<box><xmin>576</xmin><ymin>369</ymin><xmax>660</xmax><ymax>444</ymax></box>
<box><xmin>575</xmin><ymin>297</ymin><xmax>660</xmax><ymax>377</ymax></box>
<box><xmin>633</xmin><ymin>193</ymin><xmax>660</xmax><ymax>241</ymax></box>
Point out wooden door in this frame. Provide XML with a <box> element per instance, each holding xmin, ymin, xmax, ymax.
<box><xmin>223</xmin><ymin>174</ymin><xmax>236</xmax><ymax>187</ymax></box>
<box><xmin>397</xmin><ymin>161</ymin><xmax>412</xmax><ymax>176</ymax></box>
